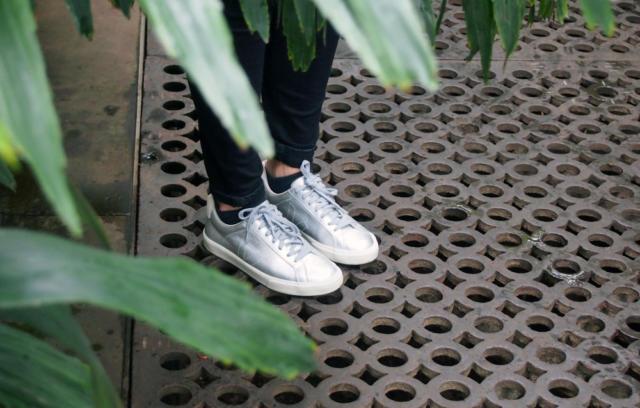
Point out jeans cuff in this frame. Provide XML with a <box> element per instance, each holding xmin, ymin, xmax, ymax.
<box><xmin>210</xmin><ymin>183</ymin><xmax>266</xmax><ymax>208</ymax></box>
<box><xmin>274</xmin><ymin>142</ymin><xmax>315</xmax><ymax>168</ymax></box>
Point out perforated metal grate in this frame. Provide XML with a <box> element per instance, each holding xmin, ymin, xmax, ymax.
<box><xmin>133</xmin><ymin>2</ymin><xmax>640</xmax><ymax>407</ymax></box>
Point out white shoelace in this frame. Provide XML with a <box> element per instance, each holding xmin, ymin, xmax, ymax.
<box><xmin>239</xmin><ymin>202</ymin><xmax>310</xmax><ymax>262</ymax></box>
<box><xmin>299</xmin><ymin>160</ymin><xmax>354</xmax><ymax>230</ymax></box>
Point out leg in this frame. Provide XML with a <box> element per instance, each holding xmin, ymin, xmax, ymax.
<box><xmin>188</xmin><ymin>0</ymin><xmax>266</xmax><ymax>210</ymax></box>
<box><xmin>262</xmin><ymin>19</ymin><xmax>340</xmax><ymax>171</ymax></box>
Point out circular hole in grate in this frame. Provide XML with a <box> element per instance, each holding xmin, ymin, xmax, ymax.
<box><xmin>497</xmin><ymin>232</ymin><xmax>522</xmax><ymax>248</ymax></box>
<box><xmin>588</xmin><ymin>346</ymin><xmax>618</xmax><ymax>364</ymax></box>
<box><xmin>408</xmin><ymin>103</ymin><xmax>431</xmax><ymax>114</ymax></box>
<box><xmin>378</xmin><ymin>349</ymin><xmax>408</xmax><ymax>367</ymax></box>
<box><xmin>479</xmin><ymin>185</ymin><xmax>504</xmax><ymax>197</ymax></box>
<box><xmin>409</xmin><ymin>259</ymin><xmax>435</xmax><ymax>274</ymax></box>
<box><xmin>365</xmin><ymin>287</ymin><xmax>394</xmax><ymax>304</ymax></box>
<box><xmin>626</xmin><ymin>316</ymin><xmax>640</xmax><ymax>332</ymax></box>
<box><xmin>385</xmin><ymin>383</ymin><xmax>415</xmax><ymax>402</ymax></box>
<box><xmin>457</xmin><ymin>259</ymin><xmax>484</xmax><ymax>274</ymax></box>
<box><xmin>475</xmin><ymin>317</ymin><xmax>503</xmax><ymax>333</ymax></box>
<box><xmin>328</xmin><ymin>102</ymin><xmax>352</xmax><ymax>113</ymax></box>
<box><xmin>559</xmin><ymin>87</ymin><xmax>579</xmax><ymax>97</ymax></box>
<box><xmin>363</xmin><ymin>84</ymin><xmax>385</xmax><ymax>95</ymax></box>
<box><xmin>506</xmin><ymin>258</ymin><xmax>532</xmax><ymax>274</ymax></box>
<box><xmin>162</xmin><ymin>119</ymin><xmax>186</xmax><ymax>130</ymax></box>
<box><xmin>489</xmin><ymin>104</ymin><xmax>512</xmax><ymax>115</ymax></box>
<box><xmin>160</xmin><ymin>386</ymin><xmax>192</xmax><ymax>406</ymax></box>
<box><xmin>552</xmin><ymin>69</ymin><xmax>571</xmax><ymax>79</ymax></box>
<box><xmin>329</xmin><ymin>384</ymin><xmax>360</xmax><ymax>403</ymax></box>
<box><xmin>161</xmin><ymin>162</ymin><xmax>186</xmax><ymax>175</ymax></box>
<box><xmin>372</xmin><ymin>317</ymin><xmax>401</xmax><ymax>334</ymax></box>
<box><xmin>442</xmin><ymin>207</ymin><xmax>468</xmax><ymax>221</ymax></box>
<box><xmin>516</xmin><ymin>287</ymin><xmax>542</xmax><ymax>302</ymax></box>
<box><xmin>497</xmin><ymin>123</ymin><xmax>520</xmax><ymax>134</ymax></box>
<box><xmin>449</xmin><ymin>232</ymin><xmax>476</xmax><ymax>247</ymax></box>
<box><xmin>537</xmin><ymin>347</ymin><xmax>565</xmax><ymax>364</ymax></box>
<box><xmin>496</xmin><ymin>380</ymin><xmax>525</xmax><ymax>400</ymax></box>
<box><xmin>542</xmin><ymin>233</ymin><xmax>567</xmax><ymax>248</ymax></box>
<box><xmin>163</xmin><ymin>82</ymin><xmax>186</xmax><ymax>92</ymax></box>
<box><xmin>432</xmin><ymin>348</ymin><xmax>461</xmax><ymax>366</ymax></box>
<box><xmin>577</xmin><ymin>315</ymin><xmax>605</xmax><ymax>333</ymax></box>
<box><xmin>337</xmin><ymin>141</ymin><xmax>360</xmax><ymax>153</ymax></box>
<box><xmin>524</xmin><ymin>186</ymin><xmax>547</xmax><ymax>198</ymax></box>
<box><xmin>600</xmin><ymin>163</ymin><xmax>622</xmax><ymax>176</ymax></box>
<box><xmin>320</xmin><ymin>319</ymin><xmax>348</xmax><ymax>336</ymax></box>
<box><xmin>326</xmin><ymin>84</ymin><xmax>347</xmax><ymax>95</ymax></box>
<box><xmin>552</xmin><ymin>259</ymin><xmax>581</xmax><ymax>275</ymax></box>
<box><xmin>345</xmin><ymin>185</ymin><xmax>370</xmax><ymax>198</ymax></box>
<box><xmin>161</xmin><ymin>184</ymin><xmax>186</xmax><ymax>198</ymax></box>
<box><xmin>588</xmin><ymin>234</ymin><xmax>613</xmax><ymax>248</ymax></box>
<box><xmin>451</xmin><ymin>104</ymin><xmax>471</xmax><ymax>114</ymax></box>
<box><xmin>487</xmin><ymin>208</ymin><xmax>512</xmax><ymax>221</ymax></box>
<box><xmin>217</xmin><ymin>386</ymin><xmax>249</xmax><ymax>405</ymax></box>
<box><xmin>556</xmin><ymin>164</ymin><xmax>580</xmax><ymax>176</ymax></box>
<box><xmin>513</xmin><ymin>70</ymin><xmax>533</xmax><ymax>80</ymax></box>
<box><xmin>533</xmin><ymin>209</ymin><xmax>557</xmax><ymax>222</ymax></box>
<box><xmin>160</xmin><ymin>234</ymin><xmax>187</xmax><ymax>249</ymax></box>
<box><xmin>427</xmin><ymin>163</ymin><xmax>452</xmax><ymax>175</ymax></box>
<box><xmin>331</xmin><ymin>121</ymin><xmax>356</xmax><ymax>132</ymax></box>
<box><xmin>361</xmin><ymin>260</ymin><xmax>387</xmax><ymax>275</ymax></box>
<box><xmin>439</xmin><ymin>382</ymin><xmax>469</xmax><ymax>401</ymax></box>
<box><xmin>390</xmin><ymin>185</ymin><xmax>414</xmax><ymax>197</ymax></box>
<box><xmin>274</xmin><ymin>386</ymin><xmax>305</xmax><ymax>405</ymax></box>
<box><xmin>385</xmin><ymin>163</ymin><xmax>408</xmax><ymax>175</ymax></box>
<box><xmin>465</xmin><ymin>287</ymin><xmax>494</xmax><ymax>303</ymax></box>
<box><xmin>549</xmin><ymin>380</ymin><xmax>578</xmax><ymax>398</ymax></box>
<box><xmin>416</xmin><ymin>287</ymin><xmax>443</xmax><ymax>303</ymax></box>
<box><xmin>424</xmin><ymin>317</ymin><xmax>452</xmax><ymax>334</ymax></box>
<box><xmin>613</xmin><ymin>287</ymin><xmax>638</xmax><ymax>303</ymax></box>
<box><xmin>324</xmin><ymin>350</ymin><xmax>354</xmax><ymax>368</ymax></box>
<box><xmin>576</xmin><ymin>209</ymin><xmax>601</xmax><ymax>222</ymax></box>
<box><xmin>513</xmin><ymin>164</ymin><xmax>537</xmax><ymax>176</ymax></box>
<box><xmin>402</xmin><ymin>233</ymin><xmax>428</xmax><ymax>248</ymax></box>
<box><xmin>601</xmin><ymin>380</ymin><xmax>632</xmax><ymax>399</ymax></box>
<box><xmin>396</xmin><ymin>208</ymin><xmax>420</xmax><ymax>222</ymax></box>
<box><xmin>565</xmin><ymin>185</ymin><xmax>590</xmax><ymax>198</ymax></box>
<box><xmin>161</xmin><ymin>140</ymin><xmax>187</xmax><ymax>152</ymax></box>
<box><xmin>609</xmin><ymin>186</ymin><xmax>633</xmax><ymax>199</ymax></box>
<box><xmin>565</xmin><ymin>287</ymin><xmax>591</xmax><ymax>302</ymax></box>
<box><xmin>484</xmin><ymin>347</ymin><xmax>513</xmax><ymax>365</ymax></box>
<box><xmin>160</xmin><ymin>352</ymin><xmax>191</xmax><ymax>371</ymax></box>
<box><xmin>527</xmin><ymin>316</ymin><xmax>553</xmax><ymax>332</ymax></box>
<box><xmin>164</xmin><ymin>65</ymin><xmax>185</xmax><ymax>75</ymax></box>
<box><xmin>341</xmin><ymin>162</ymin><xmax>364</xmax><ymax>174</ymax></box>
<box><xmin>163</xmin><ymin>100</ymin><xmax>185</xmax><ymax>111</ymax></box>
<box><xmin>160</xmin><ymin>208</ymin><xmax>187</xmax><ymax>222</ymax></box>
<box><xmin>600</xmin><ymin>259</ymin><xmax>626</xmax><ymax>274</ymax></box>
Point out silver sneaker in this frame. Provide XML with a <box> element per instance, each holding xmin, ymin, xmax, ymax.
<box><xmin>264</xmin><ymin>160</ymin><xmax>379</xmax><ymax>265</ymax></box>
<box><xmin>202</xmin><ymin>196</ymin><xmax>343</xmax><ymax>296</ymax></box>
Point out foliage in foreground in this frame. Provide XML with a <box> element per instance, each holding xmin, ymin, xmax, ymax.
<box><xmin>0</xmin><ymin>0</ymin><xmax>614</xmax><ymax>407</ymax></box>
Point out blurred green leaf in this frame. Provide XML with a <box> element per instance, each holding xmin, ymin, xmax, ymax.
<box><xmin>417</xmin><ymin>0</ymin><xmax>447</xmax><ymax>45</ymax></box>
<box><xmin>0</xmin><ymin>159</ymin><xmax>15</xmax><ymax>191</ymax></box>
<box><xmin>557</xmin><ymin>0</ymin><xmax>568</xmax><ymax>22</ymax></box>
<box><xmin>578</xmin><ymin>0</ymin><xmax>615</xmax><ymax>36</ymax></box>
<box><xmin>0</xmin><ymin>322</ymin><xmax>93</xmax><ymax>408</ymax></box>
<box><xmin>312</xmin><ymin>0</ymin><xmax>438</xmax><ymax>90</ymax></box>
<box><xmin>527</xmin><ymin>0</ymin><xmax>536</xmax><ymax>25</ymax></box>
<box><xmin>0</xmin><ymin>228</ymin><xmax>315</xmax><ymax>378</ymax></box>
<box><xmin>64</xmin><ymin>0</ymin><xmax>94</xmax><ymax>39</ymax></box>
<box><xmin>463</xmin><ymin>0</ymin><xmax>495</xmax><ymax>82</ymax></box>
<box><xmin>0</xmin><ymin>306</ymin><xmax>121</xmax><ymax>408</ymax></box>
<box><xmin>70</xmin><ymin>185</ymin><xmax>111</xmax><ymax>250</ymax></box>
<box><xmin>110</xmin><ymin>0</ymin><xmax>135</xmax><ymax>18</ymax></box>
<box><xmin>140</xmin><ymin>0</ymin><xmax>274</xmax><ymax>156</ymax></box>
<box><xmin>239</xmin><ymin>0</ymin><xmax>270</xmax><ymax>42</ymax></box>
<box><xmin>538</xmin><ymin>0</ymin><xmax>554</xmax><ymax>19</ymax></box>
<box><xmin>493</xmin><ymin>0</ymin><xmax>527</xmax><ymax>58</ymax></box>
<box><xmin>0</xmin><ymin>0</ymin><xmax>82</xmax><ymax>236</ymax></box>
<box><xmin>283</xmin><ymin>0</ymin><xmax>316</xmax><ymax>71</ymax></box>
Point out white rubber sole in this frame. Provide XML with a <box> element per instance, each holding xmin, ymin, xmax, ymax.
<box><xmin>202</xmin><ymin>231</ymin><xmax>343</xmax><ymax>296</ymax></box>
<box><xmin>301</xmin><ymin>231</ymin><xmax>379</xmax><ymax>265</ymax></box>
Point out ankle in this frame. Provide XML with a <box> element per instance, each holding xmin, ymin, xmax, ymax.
<box><xmin>265</xmin><ymin>159</ymin><xmax>300</xmax><ymax>178</ymax></box>
<box><xmin>218</xmin><ymin>201</ymin><xmax>241</xmax><ymax>211</ymax></box>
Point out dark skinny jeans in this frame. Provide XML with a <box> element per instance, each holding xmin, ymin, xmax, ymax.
<box><xmin>188</xmin><ymin>0</ymin><xmax>339</xmax><ymax>208</ymax></box>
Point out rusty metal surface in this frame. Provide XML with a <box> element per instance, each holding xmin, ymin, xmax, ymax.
<box><xmin>133</xmin><ymin>2</ymin><xmax>640</xmax><ymax>407</ymax></box>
